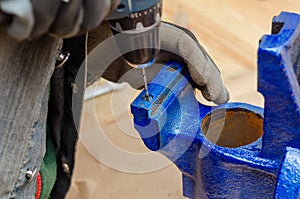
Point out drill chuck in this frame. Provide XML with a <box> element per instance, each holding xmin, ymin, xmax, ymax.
<box><xmin>107</xmin><ymin>0</ymin><xmax>162</xmax><ymax>66</ymax></box>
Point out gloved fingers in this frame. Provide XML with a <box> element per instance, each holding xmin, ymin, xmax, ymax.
<box><xmin>30</xmin><ymin>0</ymin><xmax>61</xmax><ymax>38</ymax></box>
<box><xmin>86</xmin><ymin>22</ymin><xmax>121</xmax><ymax>86</ymax></box>
<box><xmin>0</xmin><ymin>0</ymin><xmax>119</xmax><ymax>40</ymax></box>
<box><xmin>160</xmin><ymin>22</ymin><xmax>229</xmax><ymax>104</ymax></box>
<box><xmin>51</xmin><ymin>0</ymin><xmax>116</xmax><ymax>38</ymax></box>
<box><xmin>156</xmin><ymin>50</ymin><xmax>229</xmax><ymax>103</ymax></box>
<box><xmin>199</xmin><ymin>83</ymin><xmax>230</xmax><ymax>105</ymax></box>
<box><xmin>155</xmin><ymin>50</ymin><xmax>184</xmax><ymax>65</ymax></box>
<box><xmin>100</xmin><ymin>57</ymin><xmax>128</xmax><ymax>83</ymax></box>
<box><xmin>0</xmin><ymin>10</ymin><xmax>11</xmax><ymax>26</ymax></box>
<box><xmin>0</xmin><ymin>0</ymin><xmax>79</xmax><ymax>39</ymax></box>
<box><xmin>86</xmin><ymin>21</ymin><xmax>229</xmax><ymax>104</ymax></box>
<box><xmin>81</xmin><ymin>0</ymin><xmax>112</xmax><ymax>32</ymax></box>
<box><xmin>192</xmin><ymin>61</ymin><xmax>229</xmax><ymax>104</ymax></box>
<box><xmin>87</xmin><ymin>22</ymin><xmax>113</xmax><ymax>53</ymax></box>
<box><xmin>49</xmin><ymin>0</ymin><xmax>83</xmax><ymax>37</ymax></box>
<box><xmin>0</xmin><ymin>0</ymin><xmax>34</xmax><ymax>40</ymax></box>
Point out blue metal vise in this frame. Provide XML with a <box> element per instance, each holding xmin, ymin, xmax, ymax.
<box><xmin>131</xmin><ymin>12</ymin><xmax>300</xmax><ymax>199</ymax></box>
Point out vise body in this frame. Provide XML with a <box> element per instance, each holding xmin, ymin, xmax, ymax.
<box><xmin>131</xmin><ymin>12</ymin><xmax>300</xmax><ymax>199</ymax></box>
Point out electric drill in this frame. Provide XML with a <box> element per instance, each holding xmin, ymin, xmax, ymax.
<box><xmin>106</xmin><ymin>0</ymin><xmax>162</xmax><ymax>99</ymax></box>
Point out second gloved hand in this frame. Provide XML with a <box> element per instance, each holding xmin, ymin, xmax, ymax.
<box><xmin>87</xmin><ymin>22</ymin><xmax>229</xmax><ymax>104</ymax></box>
<box><xmin>0</xmin><ymin>0</ymin><xmax>120</xmax><ymax>40</ymax></box>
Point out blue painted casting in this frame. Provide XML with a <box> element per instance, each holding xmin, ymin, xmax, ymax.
<box><xmin>131</xmin><ymin>12</ymin><xmax>300</xmax><ymax>199</ymax></box>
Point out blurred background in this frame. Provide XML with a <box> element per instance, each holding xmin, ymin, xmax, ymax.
<box><xmin>67</xmin><ymin>1</ymin><xmax>300</xmax><ymax>198</ymax></box>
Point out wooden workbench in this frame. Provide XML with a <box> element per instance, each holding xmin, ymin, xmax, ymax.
<box><xmin>67</xmin><ymin>1</ymin><xmax>300</xmax><ymax>198</ymax></box>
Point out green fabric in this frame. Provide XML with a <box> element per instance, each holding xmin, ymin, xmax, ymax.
<box><xmin>36</xmin><ymin>84</ymin><xmax>57</xmax><ymax>199</ymax></box>
<box><xmin>39</xmin><ymin>128</ymin><xmax>57</xmax><ymax>199</ymax></box>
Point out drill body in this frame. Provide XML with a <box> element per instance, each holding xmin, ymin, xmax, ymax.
<box><xmin>106</xmin><ymin>0</ymin><xmax>162</xmax><ymax>66</ymax></box>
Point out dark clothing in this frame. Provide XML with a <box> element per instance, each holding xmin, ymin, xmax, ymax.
<box><xmin>48</xmin><ymin>36</ymin><xmax>86</xmax><ymax>198</ymax></box>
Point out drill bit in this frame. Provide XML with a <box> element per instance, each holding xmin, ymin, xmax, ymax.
<box><xmin>142</xmin><ymin>68</ymin><xmax>150</xmax><ymax>101</ymax></box>
<box><xmin>138</xmin><ymin>59</ymin><xmax>156</xmax><ymax>101</ymax></box>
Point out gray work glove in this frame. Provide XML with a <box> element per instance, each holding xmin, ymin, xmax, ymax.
<box><xmin>0</xmin><ymin>0</ymin><xmax>120</xmax><ymax>40</ymax></box>
<box><xmin>87</xmin><ymin>22</ymin><xmax>229</xmax><ymax>104</ymax></box>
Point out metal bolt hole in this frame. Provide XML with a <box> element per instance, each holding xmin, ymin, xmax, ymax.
<box><xmin>202</xmin><ymin>108</ymin><xmax>263</xmax><ymax>148</ymax></box>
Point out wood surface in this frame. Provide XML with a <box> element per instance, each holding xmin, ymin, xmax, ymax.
<box><xmin>67</xmin><ymin>1</ymin><xmax>300</xmax><ymax>199</ymax></box>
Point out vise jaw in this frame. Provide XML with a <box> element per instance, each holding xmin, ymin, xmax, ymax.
<box><xmin>131</xmin><ymin>12</ymin><xmax>300</xmax><ymax>199</ymax></box>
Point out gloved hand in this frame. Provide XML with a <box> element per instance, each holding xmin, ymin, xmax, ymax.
<box><xmin>0</xmin><ymin>0</ymin><xmax>120</xmax><ymax>40</ymax></box>
<box><xmin>87</xmin><ymin>22</ymin><xmax>229</xmax><ymax>104</ymax></box>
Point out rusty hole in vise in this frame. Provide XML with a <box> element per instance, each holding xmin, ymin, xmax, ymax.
<box><xmin>201</xmin><ymin>108</ymin><xmax>263</xmax><ymax>148</ymax></box>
